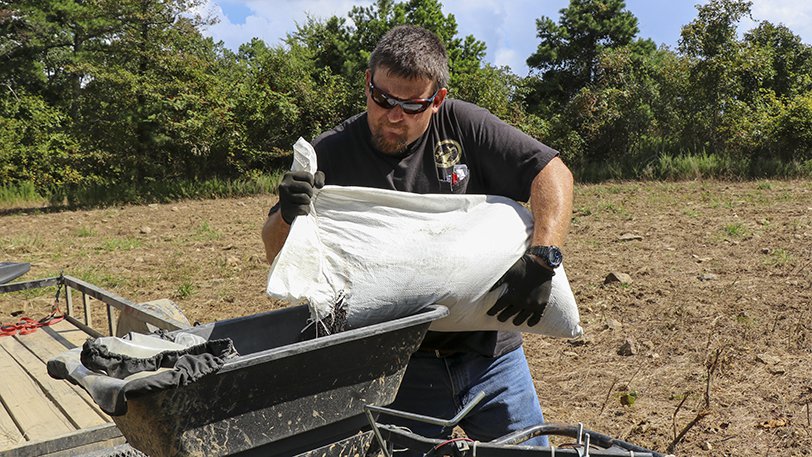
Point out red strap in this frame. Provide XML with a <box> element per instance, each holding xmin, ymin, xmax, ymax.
<box><xmin>0</xmin><ymin>313</ymin><xmax>65</xmax><ymax>338</ymax></box>
<box><xmin>2</xmin><ymin>281</ymin><xmax>67</xmax><ymax>337</ymax></box>
<box><xmin>0</xmin><ymin>323</ymin><xmax>18</xmax><ymax>337</ymax></box>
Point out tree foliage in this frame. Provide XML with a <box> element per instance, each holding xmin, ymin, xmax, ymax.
<box><xmin>524</xmin><ymin>0</ymin><xmax>812</xmax><ymax>172</ymax></box>
<box><xmin>1</xmin><ymin>0</ymin><xmax>811</xmax><ymax>203</ymax></box>
<box><xmin>675</xmin><ymin>0</ymin><xmax>812</xmax><ymax>164</ymax></box>
<box><xmin>288</xmin><ymin>0</ymin><xmax>490</xmax><ymax>105</ymax></box>
<box><xmin>526</xmin><ymin>0</ymin><xmax>645</xmax><ymax>112</ymax></box>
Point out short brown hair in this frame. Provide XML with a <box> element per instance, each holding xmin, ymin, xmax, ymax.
<box><xmin>368</xmin><ymin>25</ymin><xmax>449</xmax><ymax>91</ymax></box>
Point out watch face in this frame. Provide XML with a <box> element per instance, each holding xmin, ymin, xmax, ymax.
<box><xmin>528</xmin><ymin>245</ymin><xmax>563</xmax><ymax>268</ymax></box>
<box><xmin>546</xmin><ymin>246</ymin><xmax>563</xmax><ymax>268</ymax></box>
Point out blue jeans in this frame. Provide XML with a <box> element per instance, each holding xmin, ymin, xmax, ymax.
<box><xmin>380</xmin><ymin>345</ymin><xmax>548</xmax><ymax>453</ymax></box>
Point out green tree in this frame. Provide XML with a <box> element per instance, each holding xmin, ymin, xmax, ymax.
<box><xmin>526</xmin><ymin>0</ymin><xmax>642</xmax><ymax>112</ymax></box>
<box><xmin>771</xmin><ymin>91</ymin><xmax>812</xmax><ymax>163</ymax></box>
<box><xmin>740</xmin><ymin>23</ymin><xmax>812</xmax><ymax>165</ymax></box>
<box><xmin>742</xmin><ymin>21</ymin><xmax>812</xmax><ymax>98</ymax></box>
<box><xmin>290</xmin><ymin>15</ymin><xmax>352</xmax><ymax>77</ymax></box>
<box><xmin>678</xmin><ymin>0</ymin><xmax>752</xmax><ymax>155</ymax></box>
<box><xmin>0</xmin><ymin>86</ymin><xmax>82</xmax><ymax>189</ymax></box>
<box><xmin>0</xmin><ymin>0</ymin><xmax>240</xmax><ymax>190</ymax></box>
<box><xmin>229</xmin><ymin>38</ymin><xmax>355</xmax><ymax>168</ymax></box>
<box><xmin>0</xmin><ymin>0</ymin><xmax>119</xmax><ymax>190</ymax></box>
<box><xmin>78</xmin><ymin>0</ymin><xmax>220</xmax><ymax>182</ymax></box>
<box><xmin>538</xmin><ymin>40</ymin><xmax>690</xmax><ymax>171</ymax></box>
<box><xmin>452</xmin><ymin>64</ymin><xmax>523</xmax><ymax>121</ymax></box>
<box><xmin>1</xmin><ymin>0</ymin><xmax>106</xmax><ymax>93</ymax></box>
<box><xmin>289</xmin><ymin>0</ymin><xmax>490</xmax><ymax>108</ymax></box>
<box><xmin>340</xmin><ymin>0</ymin><xmax>486</xmax><ymax>79</ymax></box>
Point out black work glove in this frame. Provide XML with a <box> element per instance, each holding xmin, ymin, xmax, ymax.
<box><xmin>278</xmin><ymin>170</ymin><xmax>325</xmax><ymax>224</ymax></box>
<box><xmin>487</xmin><ymin>254</ymin><xmax>555</xmax><ymax>327</ymax></box>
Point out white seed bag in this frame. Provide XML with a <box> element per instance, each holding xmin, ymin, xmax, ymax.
<box><xmin>266</xmin><ymin>139</ymin><xmax>583</xmax><ymax>337</ymax></box>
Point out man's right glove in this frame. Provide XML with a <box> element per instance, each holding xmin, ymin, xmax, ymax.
<box><xmin>486</xmin><ymin>254</ymin><xmax>555</xmax><ymax>327</ymax></box>
<box><xmin>278</xmin><ymin>171</ymin><xmax>325</xmax><ymax>224</ymax></box>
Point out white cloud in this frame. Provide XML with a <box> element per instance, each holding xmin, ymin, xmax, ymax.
<box><xmin>444</xmin><ymin>0</ymin><xmax>510</xmax><ymax>67</ymax></box>
<box><xmin>199</xmin><ymin>0</ymin><xmax>560</xmax><ymax>74</ymax></box>
<box><xmin>197</xmin><ymin>0</ymin><xmax>812</xmax><ymax>75</ymax></box>
<box><xmin>198</xmin><ymin>0</ymin><xmax>371</xmax><ymax>50</ymax></box>
<box><xmin>243</xmin><ymin>0</ymin><xmax>365</xmax><ymax>29</ymax></box>
<box><xmin>748</xmin><ymin>0</ymin><xmax>812</xmax><ymax>39</ymax></box>
<box><xmin>444</xmin><ymin>0</ymin><xmax>565</xmax><ymax>75</ymax></box>
<box><xmin>494</xmin><ymin>48</ymin><xmax>521</xmax><ymax>71</ymax></box>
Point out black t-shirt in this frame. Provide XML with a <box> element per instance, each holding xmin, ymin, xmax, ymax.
<box><xmin>312</xmin><ymin>98</ymin><xmax>559</xmax><ymax>357</ymax></box>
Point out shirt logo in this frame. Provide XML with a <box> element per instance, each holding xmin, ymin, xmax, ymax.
<box><xmin>434</xmin><ymin>140</ymin><xmax>466</xmax><ymax>191</ymax></box>
<box><xmin>434</xmin><ymin>139</ymin><xmax>462</xmax><ymax>168</ymax></box>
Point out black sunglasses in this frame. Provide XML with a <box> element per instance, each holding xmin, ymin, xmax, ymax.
<box><xmin>368</xmin><ymin>78</ymin><xmax>440</xmax><ymax>115</ymax></box>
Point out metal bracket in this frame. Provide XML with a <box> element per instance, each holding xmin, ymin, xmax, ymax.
<box><xmin>364</xmin><ymin>391</ymin><xmax>486</xmax><ymax>457</ymax></box>
<box><xmin>576</xmin><ymin>422</ymin><xmax>590</xmax><ymax>457</ymax></box>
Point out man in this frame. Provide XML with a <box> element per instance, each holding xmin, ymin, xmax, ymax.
<box><xmin>262</xmin><ymin>25</ymin><xmax>573</xmax><ymax>449</ymax></box>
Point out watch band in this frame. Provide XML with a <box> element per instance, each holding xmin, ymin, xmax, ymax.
<box><xmin>526</xmin><ymin>245</ymin><xmax>563</xmax><ymax>269</ymax></box>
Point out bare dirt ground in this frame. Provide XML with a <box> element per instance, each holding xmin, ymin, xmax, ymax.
<box><xmin>1</xmin><ymin>179</ymin><xmax>810</xmax><ymax>456</ymax></box>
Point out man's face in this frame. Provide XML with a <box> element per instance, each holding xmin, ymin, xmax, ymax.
<box><xmin>365</xmin><ymin>67</ymin><xmax>446</xmax><ymax>155</ymax></box>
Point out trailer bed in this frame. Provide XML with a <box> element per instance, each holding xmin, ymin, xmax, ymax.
<box><xmin>0</xmin><ymin>320</ymin><xmax>124</xmax><ymax>457</ymax></box>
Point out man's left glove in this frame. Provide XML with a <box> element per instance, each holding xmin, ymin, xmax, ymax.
<box><xmin>487</xmin><ymin>254</ymin><xmax>554</xmax><ymax>327</ymax></box>
<box><xmin>278</xmin><ymin>171</ymin><xmax>325</xmax><ymax>224</ymax></box>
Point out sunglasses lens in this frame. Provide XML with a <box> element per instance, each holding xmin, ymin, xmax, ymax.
<box><xmin>401</xmin><ymin>102</ymin><xmax>428</xmax><ymax>114</ymax></box>
<box><xmin>371</xmin><ymin>88</ymin><xmax>396</xmax><ymax>109</ymax></box>
<box><xmin>370</xmin><ymin>80</ymin><xmax>434</xmax><ymax>114</ymax></box>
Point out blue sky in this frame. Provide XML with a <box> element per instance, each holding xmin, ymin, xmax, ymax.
<box><xmin>198</xmin><ymin>0</ymin><xmax>812</xmax><ymax>76</ymax></box>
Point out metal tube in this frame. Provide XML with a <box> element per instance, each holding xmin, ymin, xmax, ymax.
<box><xmin>107</xmin><ymin>304</ymin><xmax>116</xmax><ymax>336</ymax></box>
<box><xmin>82</xmin><ymin>292</ymin><xmax>91</xmax><ymax>328</ymax></box>
<box><xmin>0</xmin><ymin>277</ymin><xmax>59</xmax><ymax>293</ymax></box>
<box><xmin>64</xmin><ymin>314</ymin><xmax>103</xmax><ymax>339</ymax></box>
<box><xmin>365</xmin><ymin>409</ymin><xmax>392</xmax><ymax>457</ymax></box>
<box><xmin>65</xmin><ymin>286</ymin><xmax>74</xmax><ymax>317</ymax></box>
<box><xmin>62</xmin><ymin>275</ymin><xmax>186</xmax><ymax>331</ymax></box>
<box><xmin>365</xmin><ymin>391</ymin><xmax>486</xmax><ymax>427</ymax></box>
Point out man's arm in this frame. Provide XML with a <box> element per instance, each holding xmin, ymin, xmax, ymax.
<box><xmin>262</xmin><ymin>170</ymin><xmax>325</xmax><ymax>265</ymax></box>
<box><xmin>262</xmin><ymin>210</ymin><xmax>290</xmax><ymax>265</ymax></box>
<box><xmin>528</xmin><ymin>156</ymin><xmax>574</xmax><ymax>247</ymax></box>
<box><xmin>486</xmin><ymin>156</ymin><xmax>574</xmax><ymax>326</ymax></box>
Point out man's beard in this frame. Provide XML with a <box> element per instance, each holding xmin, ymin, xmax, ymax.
<box><xmin>371</xmin><ymin>122</ymin><xmax>409</xmax><ymax>155</ymax></box>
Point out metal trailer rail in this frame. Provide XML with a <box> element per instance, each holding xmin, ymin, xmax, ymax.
<box><xmin>0</xmin><ymin>273</ymin><xmax>185</xmax><ymax>457</ymax></box>
<box><xmin>0</xmin><ymin>274</ymin><xmax>188</xmax><ymax>338</ymax></box>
